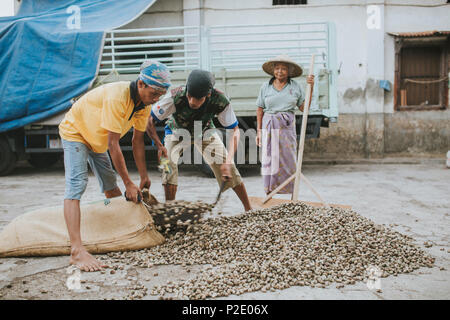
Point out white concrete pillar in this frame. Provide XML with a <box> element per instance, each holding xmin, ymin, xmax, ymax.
<box><xmin>183</xmin><ymin>0</ymin><xmax>202</xmax><ymax>26</ymax></box>
<box><xmin>365</xmin><ymin>0</ymin><xmax>385</xmax><ymax>114</ymax></box>
<box><xmin>364</xmin><ymin>0</ymin><xmax>386</xmax><ymax>157</ymax></box>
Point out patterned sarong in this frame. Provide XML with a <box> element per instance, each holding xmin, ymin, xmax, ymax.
<box><xmin>261</xmin><ymin>112</ymin><xmax>297</xmax><ymax>194</ymax></box>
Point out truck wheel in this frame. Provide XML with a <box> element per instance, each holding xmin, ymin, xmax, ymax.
<box><xmin>28</xmin><ymin>153</ymin><xmax>61</xmax><ymax>168</ymax></box>
<box><xmin>0</xmin><ymin>136</ymin><xmax>17</xmax><ymax>176</ymax></box>
<box><xmin>195</xmin><ymin>161</ymin><xmax>215</xmax><ymax>178</ymax></box>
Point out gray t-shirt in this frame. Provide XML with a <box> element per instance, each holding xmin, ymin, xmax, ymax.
<box><xmin>256</xmin><ymin>79</ymin><xmax>305</xmax><ymax>114</ymax></box>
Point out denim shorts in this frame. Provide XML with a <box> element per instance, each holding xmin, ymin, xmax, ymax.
<box><xmin>62</xmin><ymin>139</ymin><xmax>118</xmax><ymax>200</ymax></box>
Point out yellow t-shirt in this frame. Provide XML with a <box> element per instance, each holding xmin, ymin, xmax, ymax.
<box><xmin>59</xmin><ymin>81</ymin><xmax>150</xmax><ymax>153</ymax></box>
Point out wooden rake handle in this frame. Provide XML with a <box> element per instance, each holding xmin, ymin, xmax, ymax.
<box><xmin>291</xmin><ymin>54</ymin><xmax>315</xmax><ymax>201</ymax></box>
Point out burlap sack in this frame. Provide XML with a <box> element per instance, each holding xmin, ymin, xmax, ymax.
<box><xmin>0</xmin><ymin>197</ymin><xmax>165</xmax><ymax>257</ymax></box>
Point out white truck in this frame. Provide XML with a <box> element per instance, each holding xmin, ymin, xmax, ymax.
<box><xmin>0</xmin><ymin>22</ymin><xmax>338</xmax><ymax>176</ymax></box>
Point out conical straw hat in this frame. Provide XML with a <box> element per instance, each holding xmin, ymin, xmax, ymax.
<box><xmin>262</xmin><ymin>54</ymin><xmax>303</xmax><ymax>78</ymax></box>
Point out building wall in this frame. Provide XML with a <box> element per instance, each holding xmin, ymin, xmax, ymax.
<box><xmin>8</xmin><ymin>1</ymin><xmax>446</xmax><ymax>157</ymax></box>
<box><xmin>124</xmin><ymin>0</ymin><xmax>450</xmax><ymax>157</ymax></box>
<box><xmin>122</xmin><ymin>0</ymin><xmax>184</xmax><ymax>29</ymax></box>
<box><xmin>13</xmin><ymin>0</ymin><xmax>21</xmax><ymax>15</ymax></box>
<box><xmin>305</xmin><ymin>110</ymin><xmax>450</xmax><ymax>159</ymax></box>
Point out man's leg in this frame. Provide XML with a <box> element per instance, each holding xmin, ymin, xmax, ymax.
<box><xmin>162</xmin><ymin>134</ymin><xmax>183</xmax><ymax>201</ymax></box>
<box><xmin>232</xmin><ymin>183</ymin><xmax>252</xmax><ymax>211</ymax></box>
<box><xmin>201</xmin><ymin>133</ymin><xmax>252</xmax><ymax>211</ymax></box>
<box><xmin>87</xmin><ymin>150</ymin><xmax>121</xmax><ymax>199</ymax></box>
<box><xmin>164</xmin><ymin>184</ymin><xmax>178</xmax><ymax>201</ymax></box>
<box><xmin>64</xmin><ymin>200</ymin><xmax>106</xmax><ymax>271</ymax></box>
<box><xmin>62</xmin><ymin>140</ymin><xmax>106</xmax><ymax>272</ymax></box>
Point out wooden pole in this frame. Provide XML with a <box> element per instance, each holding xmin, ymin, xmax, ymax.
<box><xmin>262</xmin><ymin>171</ymin><xmax>327</xmax><ymax>207</ymax></box>
<box><xmin>262</xmin><ymin>172</ymin><xmax>296</xmax><ymax>204</ymax></box>
<box><xmin>291</xmin><ymin>54</ymin><xmax>315</xmax><ymax>201</ymax></box>
<box><xmin>299</xmin><ymin>173</ymin><xmax>328</xmax><ymax>207</ymax></box>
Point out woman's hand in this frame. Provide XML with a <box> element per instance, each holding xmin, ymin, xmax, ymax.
<box><xmin>306</xmin><ymin>74</ymin><xmax>314</xmax><ymax>86</ymax></box>
<box><xmin>256</xmin><ymin>129</ymin><xmax>262</xmax><ymax>147</ymax></box>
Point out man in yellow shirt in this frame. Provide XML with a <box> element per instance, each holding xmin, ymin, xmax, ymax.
<box><xmin>59</xmin><ymin>60</ymin><xmax>171</xmax><ymax>272</ymax></box>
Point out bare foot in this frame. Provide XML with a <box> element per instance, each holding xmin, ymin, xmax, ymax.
<box><xmin>70</xmin><ymin>247</ymin><xmax>106</xmax><ymax>272</ymax></box>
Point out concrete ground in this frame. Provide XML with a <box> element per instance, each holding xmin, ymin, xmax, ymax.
<box><xmin>0</xmin><ymin>159</ymin><xmax>449</xmax><ymax>300</ymax></box>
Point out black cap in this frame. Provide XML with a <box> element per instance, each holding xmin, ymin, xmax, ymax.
<box><xmin>186</xmin><ymin>70</ymin><xmax>215</xmax><ymax>99</ymax></box>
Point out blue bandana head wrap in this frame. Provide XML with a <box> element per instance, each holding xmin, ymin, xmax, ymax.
<box><xmin>138</xmin><ymin>60</ymin><xmax>171</xmax><ymax>90</ymax></box>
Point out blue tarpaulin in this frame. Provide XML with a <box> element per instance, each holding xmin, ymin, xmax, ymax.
<box><xmin>0</xmin><ymin>0</ymin><xmax>155</xmax><ymax>132</ymax></box>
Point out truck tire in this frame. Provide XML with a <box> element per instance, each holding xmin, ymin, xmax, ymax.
<box><xmin>0</xmin><ymin>136</ymin><xmax>17</xmax><ymax>176</ymax></box>
<box><xmin>28</xmin><ymin>153</ymin><xmax>61</xmax><ymax>169</ymax></box>
<box><xmin>195</xmin><ymin>161</ymin><xmax>215</xmax><ymax>178</ymax></box>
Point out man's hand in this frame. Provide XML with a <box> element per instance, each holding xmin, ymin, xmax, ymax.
<box><xmin>220</xmin><ymin>163</ymin><xmax>232</xmax><ymax>181</ymax></box>
<box><xmin>125</xmin><ymin>181</ymin><xmax>142</xmax><ymax>203</ymax></box>
<box><xmin>256</xmin><ymin>129</ymin><xmax>262</xmax><ymax>147</ymax></box>
<box><xmin>158</xmin><ymin>145</ymin><xmax>168</xmax><ymax>160</ymax></box>
<box><xmin>139</xmin><ymin>175</ymin><xmax>151</xmax><ymax>190</ymax></box>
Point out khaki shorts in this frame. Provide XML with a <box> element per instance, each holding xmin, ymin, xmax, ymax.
<box><xmin>162</xmin><ymin>132</ymin><xmax>242</xmax><ymax>191</ymax></box>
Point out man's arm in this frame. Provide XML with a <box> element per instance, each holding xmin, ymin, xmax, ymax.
<box><xmin>220</xmin><ymin>126</ymin><xmax>240</xmax><ymax>180</ymax></box>
<box><xmin>132</xmin><ymin>129</ymin><xmax>151</xmax><ymax>190</ymax></box>
<box><xmin>216</xmin><ymin>103</ymin><xmax>240</xmax><ymax>180</ymax></box>
<box><xmin>146</xmin><ymin>95</ymin><xmax>176</xmax><ymax>159</ymax></box>
<box><xmin>146</xmin><ymin>116</ymin><xmax>168</xmax><ymax>158</ymax></box>
<box><xmin>108</xmin><ymin>131</ymin><xmax>141</xmax><ymax>203</ymax></box>
<box><xmin>225</xmin><ymin>126</ymin><xmax>240</xmax><ymax>164</ymax></box>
